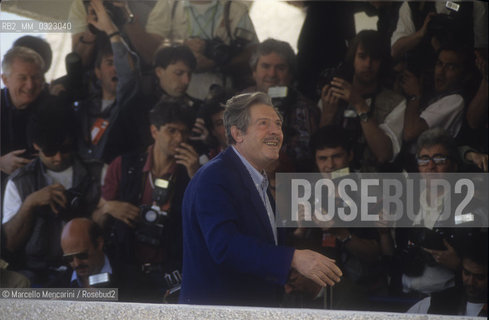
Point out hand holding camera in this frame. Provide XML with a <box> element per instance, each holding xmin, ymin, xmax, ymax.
<box><xmin>87</xmin><ymin>0</ymin><xmax>119</xmax><ymax>35</ymax></box>
<box><xmin>25</xmin><ymin>183</ymin><xmax>67</xmax><ymax>215</ymax></box>
<box><xmin>400</xmin><ymin>70</ymin><xmax>422</xmax><ymax>100</ymax></box>
<box><xmin>175</xmin><ymin>142</ymin><xmax>200</xmax><ymax>178</ymax></box>
<box><xmin>0</xmin><ymin>149</ymin><xmax>35</xmax><ymax>175</ymax></box>
<box><xmin>422</xmin><ymin>238</ymin><xmax>460</xmax><ymax>271</ymax></box>
<box><xmin>329</xmin><ymin>77</ymin><xmax>368</xmax><ymax>114</ymax></box>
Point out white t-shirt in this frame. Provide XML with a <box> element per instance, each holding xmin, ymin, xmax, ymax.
<box><xmin>420</xmin><ymin>94</ymin><xmax>464</xmax><ymax>138</ymax></box>
<box><xmin>408</xmin><ymin>296</ymin><xmax>485</xmax><ymax>316</ymax></box>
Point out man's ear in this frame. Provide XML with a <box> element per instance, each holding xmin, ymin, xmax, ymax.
<box><xmin>1</xmin><ymin>74</ymin><xmax>8</xmax><ymax>87</ymax></box>
<box><xmin>94</xmin><ymin>66</ymin><xmax>102</xmax><ymax>80</ymax></box>
<box><xmin>155</xmin><ymin>66</ymin><xmax>164</xmax><ymax>78</ymax></box>
<box><xmin>348</xmin><ymin>150</ymin><xmax>354</xmax><ymax>162</ymax></box>
<box><xmin>150</xmin><ymin>124</ymin><xmax>158</xmax><ymax>140</ymax></box>
<box><xmin>230</xmin><ymin>126</ymin><xmax>243</xmax><ymax>143</ymax></box>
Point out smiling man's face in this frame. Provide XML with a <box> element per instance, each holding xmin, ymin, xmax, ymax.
<box><xmin>233</xmin><ymin>103</ymin><xmax>283</xmax><ymax>171</ymax></box>
<box><xmin>1</xmin><ymin>57</ymin><xmax>44</xmax><ymax>110</ymax></box>
<box><xmin>253</xmin><ymin>52</ymin><xmax>292</xmax><ymax>93</ymax></box>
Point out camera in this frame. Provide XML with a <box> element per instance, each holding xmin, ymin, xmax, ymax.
<box><xmin>204</xmin><ymin>28</ymin><xmax>254</xmax><ymax>66</ymax></box>
<box><xmin>134</xmin><ymin>178</ymin><xmax>172</xmax><ymax>247</ymax></box>
<box><xmin>205</xmin><ymin>38</ymin><xmax>232</xmax><ymax>66</ymax></box>
<box><xmin>53</xmin><ymin>177</ymin><xmax>92</xmax><ymax>221</ymax></box>
<box><xmin>399</xmin><ymin>228</ymin><xmax>456</xmax><ymax>277</ymax></box>
<box><xmin>316</xmin><ymin>62</ymin><xmax>350</xmax><ymax>97</ymax></box>
<box><xmin>87</xmin><ymin>0</ymin><xmax>128</xmax><ymax>34</ymax></box>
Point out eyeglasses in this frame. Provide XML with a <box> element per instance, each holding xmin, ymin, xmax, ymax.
<box><xmin>42</xmin><ymin>144</ymin><xmax>73</xmax><ymax>157</ymax></box>
<box><xmin>63</xmin><ymin>251</ymin><xmax>89</xmax><ymax>264</ymax></box>
<box><xmin>417</xmin><ymin>154</ymin><xmax>450</xmax><ymax>166</ymax></box>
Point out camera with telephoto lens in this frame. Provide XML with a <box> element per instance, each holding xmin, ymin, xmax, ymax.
<box><xmin>135</xmin><ymin>178</ymin><xmax>172</xmax><ymax>247</ymax></box>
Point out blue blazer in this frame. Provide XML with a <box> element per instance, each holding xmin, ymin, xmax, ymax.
<box><xmin>180</xmin><ymin>147</ymin><xmax>295</xmax><ymax>306</ymax></box>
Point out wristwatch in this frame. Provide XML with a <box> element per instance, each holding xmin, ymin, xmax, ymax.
<box><xmin>357</xmin><ymin>111</ymin><xmax>369</xmax><ymax>122</ymax></box>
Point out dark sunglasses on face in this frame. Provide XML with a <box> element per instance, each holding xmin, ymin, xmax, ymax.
<box><xmin>63</xmin><ymin>251</ymin><xmax>89</xmax><ymax>264</ymax></box>
<box><xmin>42</xmin><ymin>144</ymin><xmax>73</xmax><ymax>157</ymax></box>
<box><xmin>417</xmin><ymin>154</ymin><xmax>449</xmax><ymax>166</ymax></box>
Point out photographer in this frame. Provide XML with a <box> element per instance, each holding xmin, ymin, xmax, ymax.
<box><xmin>390</xmin><ymin>129</ymin><xmax>485</xmax><ymax>297</ymax></box>
<box><xmin>390</xmin><ymin>1</ymin><xmax>487</xmax><ymax>62</ymax></box>
<box><xmin>144</xmin><ymin>0</ymin><xmax>258</xmax><ymax>100</ymax></box>
<box><xmin>2</xmin><ymin>102</ymin><xmax>102</xmax><ymax>288</ymax></box>
<box><xmin>93</xmin><ymin>100</ymin><xmax>198</xmax><ymax>302</ymax></box>
<box><xmin>72</xmin><ymin>0</ymin><xmax>140</xmax><ymax>165</ymax></box>
<box><xmin>319</xmin><ymin>30</ymin><xmax>406</xmax><ymax>173</ymax></box>
<box><xmin>245</xmin><ymin>38</ymin><xmax>320</xmax><ymax>171</ymax></box>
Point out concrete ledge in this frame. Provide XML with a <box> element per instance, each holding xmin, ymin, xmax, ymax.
<box><xmin>0</xmin><ymin>299</ymin><xmax>479</xmax><ymax>320</ymax></box>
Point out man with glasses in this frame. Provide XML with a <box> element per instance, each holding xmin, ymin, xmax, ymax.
<box><xmin>2</xmin><ymin>103</ymin><xmax>102</xmax><ymax>287</ymax></box>
<box><xmin>60</xmin><ymin>218</ymin><xmax>109</xmax><ymax>288</ymax></box>
<box><xmin>397</xmin><ymin>128</ymin><xmax>466</xmax><ymax>295</ymax></box>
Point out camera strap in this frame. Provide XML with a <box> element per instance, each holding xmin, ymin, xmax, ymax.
<box><xmin>187</xmin><ymin>3</ymin><xmax>218</xmax><ymax>40</ymax></box>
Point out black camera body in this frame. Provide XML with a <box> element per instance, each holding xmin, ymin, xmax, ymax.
<box><xmin>316</xmin><ymin>62</ymin><xmax>350</xmax><ymax>97</ymax></box>
<box><xmin>400</xmin><ymin>228</ymin><xmax>456</xmax><ymax>277</ymax></box>
<box><xmin>204</xmin><ymin>27</ymin><xmax>255</xmax><ymax>66</ymax></box>
<box><xmin>134</xmin><ymin>178</ymin><xmax>172</xmax><ymax>247</ymax></box>
<box><xmin>52</xmin><ymin>177</ymin><xmax>92</xmax><ymax>221</ymax></box>
<box><xmin>205</xmin><ymin>38</ymin><xmax>232</xmax><ymax>66</ymax></box>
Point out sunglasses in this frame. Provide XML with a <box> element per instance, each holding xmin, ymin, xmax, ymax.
<box><xmin>417</xmin><ymin>154</ymin><xmax>449</xmax><ymax>166</ymax></box>
<box><xmin>63</xmin><ymin>251</ymin><xmax>89</xmax><ymax>264</ymax></box>
<box><xmin>42</xmin><ymin>144</ymin><xmax>73</xmax><ymax>157</ymax></box>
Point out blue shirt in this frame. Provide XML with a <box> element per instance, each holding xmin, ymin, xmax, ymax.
<box><xmin>71</xmin><ymin>255</ymin><xmax>112</xmax><ymax>287</ymax></box>
<box><xmin>232</xmin><ymin>146</ymin><xmax>277</xmax><ymax>244</ymax></box>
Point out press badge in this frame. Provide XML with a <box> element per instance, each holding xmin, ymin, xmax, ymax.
<box><xmin>268</xmin><ymin>86</ymin><xmax>288</xmax><ymax>99</ymax></box>
<box><xmin>91</xmin><ymin>118</ymin><xmax>109</xmax><ymax>145</ymax></box>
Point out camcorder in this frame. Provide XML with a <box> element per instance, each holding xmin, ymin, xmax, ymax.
<box><xmin>134</xmin><ymin>178</ymin><xmax>172</xmax><ymax>247</ymax></box>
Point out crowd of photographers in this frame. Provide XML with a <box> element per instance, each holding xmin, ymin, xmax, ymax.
<box><xmin>0</xmin><ymin>0</ymin><xmax>487</xmax><ymax>315</ymax></box>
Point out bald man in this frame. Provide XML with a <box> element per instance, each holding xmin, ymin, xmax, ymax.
<box><xmin>60</xmin><ymin>218</ymin><xmax>111</xmax><ymax>288</ymax></box>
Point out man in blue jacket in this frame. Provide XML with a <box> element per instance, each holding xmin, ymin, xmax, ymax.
<box><xmin>180</xmin><ymin>92</ymin><xmax>342</xmax><ymax>306</ymax></box>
